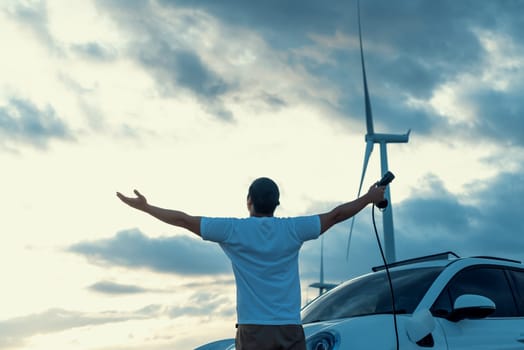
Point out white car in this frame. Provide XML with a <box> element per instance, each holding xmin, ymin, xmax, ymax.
<box><xmin>196</xmin><ymin>252</ymin><xmax>524</xmax><ymax>349</ymax></box>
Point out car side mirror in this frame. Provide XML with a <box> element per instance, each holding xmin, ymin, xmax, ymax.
<box><xmin>447</xmin><ymin>294</ymin><xmax>495</xmax><ymax>322</ymax></box>
<box><xmin>406</xmin><ymin>308</ymin><xmax>436</xmax><ymax>345</ymax></box>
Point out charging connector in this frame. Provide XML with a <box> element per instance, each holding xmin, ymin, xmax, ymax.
<box><xmin>376</xmin><ymin>171</ymin><xmax>395</xmax><ymax>209</ymax></box>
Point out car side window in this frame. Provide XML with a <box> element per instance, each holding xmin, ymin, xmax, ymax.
<box><xmin>431</xmin><ymin>289</ymin><xmax>452</xmax><ymax>318</ymax></box>
<box><xmin>432</xmin><ymin>267</ymin><xmax>517</xmax><ymax>318</ymax></box>
<box><xmin>508</xmin><ymin>270</ymin><xmax>524</xmax><ymax>316</ymax></box>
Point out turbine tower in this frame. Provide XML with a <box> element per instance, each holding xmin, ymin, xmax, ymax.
<box><xmin>346</xmin><ymin>1</ymin><xmax>410</xmax><ymax>263</ymax></box>
<box><xmin>309</xmin><ymin>236</ymin><xmax>337</xmax><ymax>296</ymax></box>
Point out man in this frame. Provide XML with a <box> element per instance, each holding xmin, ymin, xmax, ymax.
<box><xmin>117</xmin><ymin>177</ymin><xmax>385</xmax><ymax>350</ymax></box>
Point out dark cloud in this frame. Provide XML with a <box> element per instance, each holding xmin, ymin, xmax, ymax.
<box><xmin>137</xmin><ymin>43</ymin><xmax>233</xmax><ymax>120</ymax></box>
<box><xmin>139</xmin><ymin>47</ymin><xmax>228</xmax><ymax>99</ymax></box>
<box><xmin>70</xmin><ymin>42</ymin><xmax>118</xmax><ymax>61</ymax></box>
<box><xmin>301</xmin><ymin>169</ymin><xmax>524</xmax><ymax>289</ymax></box>
<box><xmin>464</xmin><ymin>86</ymin><xmax>524</xmax><ymax>147</ymax></box>
<box><xmin>88</xmin><ymin>281</ymin><xmax>151</xmax><ymax>295</ymax></box>
<box><xmin>396</xmin><ymin>175</ymin><xmax>478</xmax><ymax>238</ymax></box>
<box><xmin>6</xmin><ymin>0</ymin><xmax>229</xmax><ymax>122</ymax></box>
<box><xmin>0</xmin><ymin>307</ymin><xmax>159</xmax><ymax>348</ymax></box>
<box><xmin>159</xmin><ymin>0</ymin><xmax>350</xmax><ymax>48</ymax></box>
<box><xmin>88</xmin><ymin>280</ymin><xmax>222</xmax><ymax>296</ymax></box>
<box><xmin>261</xmin><ymin>93</ymin><xmax>287</xmax><ymax>109</ymax></box>
<box><xmin>465</xmin><ymin>171</ymin><xmax>524</xmax><ymax>256</ymax></box>
<box><xmin>69</xmin><ymin>229</ymin><xmax>231</xmax><ymax>276</ymax></box>
<box><xmin>92</xmin><ymin>0</ymin><xmax>524</xmax><ymax>141</ymax></box>
<box><xmin>10</xmin><ymin>0</ymin><xmax>521</xmax><ymax>140</ymax></box>
<box><xmin>165</xmin><ymin>0</ymin><xmax>523</xmax><ymax>145</ymax></box>
<box><xmin>0</xmin><ymin>99</ymin><xmax>73</xmax><ymax>150</ymax></box>
<box><xmin>393</xmin><ymin>171</ymin><xmax>524</xmax><ymax>262</ymax></box>
<box><xmin>350</xmin><ymin>91</ymin><xmax>437</xmax><ymax>137</ymax></box>
<box><xmin>181</xmin><ymin>278</ymin><xmax>235</xmax><ymax>289</ymax></box>
<box><xmin>0</xmin><ymin>297</ymin><xmax>234</xmax><ymax>349</ymax></box>
<box><xmin>3</xmin><ymin>1</ymin><xmax>56</xmax><ymax>51</ymax></box>
<box><xmin>470</xmin><ymin>1</ymin><xmax>524</xmax><ymax>40</ymax></box>
<box><xmin>337</xmin><ymin>2</ymin><xmax>477</xmax><ymax>137</ymax></box>
<box><xmin>169</xmin><ymin>291</ymin><xmax>235</xmax><ymax>319</ymax></box>
<box><xmin>0</xmin><ymin>302</ymin><xmax>237</xmax><ymax>348</ymax></box>
<box><xmin>0</xmin><ymin>295</ymin><xmax>236</xmax><ymax>348</ymax></box>
<box><xmin>360</xmin><ymin>1</ymin><xmax>483</xmax><ymax>67</ymax></box>
<box><xmin>159</xmin><ymin>0</ymin><xmax>483</xmax><ymax>90</ymax></box>
<box><xmin>339</xmin><ymin>0</ymin><xmax>524</xmax><ymax>150</ymax></box>
<box><xmin>94</xmin><ymin>0</ymin><xmax>234</xmax><ymax>121</ymax></box>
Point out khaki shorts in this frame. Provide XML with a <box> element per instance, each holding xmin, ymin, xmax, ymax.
<box><xmin>235</xmin><ymin>324</ymin><xmax>306</xmax><ymax>350</ymax></box>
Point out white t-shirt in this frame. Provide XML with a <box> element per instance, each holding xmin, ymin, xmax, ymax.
<box><xmin>201</xmin><ymin>215</ymin><xmax>321</xmax><ymax>325</ymax></box>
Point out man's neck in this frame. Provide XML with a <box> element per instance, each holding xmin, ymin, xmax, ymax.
<box><xmin>250</xmin><ymin>212</ymin><xmax>274</xmax><ymax>218</ymax></box>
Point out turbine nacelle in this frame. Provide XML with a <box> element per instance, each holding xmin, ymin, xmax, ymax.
<box><xmin>365</xmin><ymin>130</ymin><xmax>411</xmax><ymax>144</ymax></box>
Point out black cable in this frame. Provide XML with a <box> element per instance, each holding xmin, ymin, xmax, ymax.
<box><xmin>372</xmin><ymin>204</ymin><xmax>399</xmax><ymax>350</ymax></box>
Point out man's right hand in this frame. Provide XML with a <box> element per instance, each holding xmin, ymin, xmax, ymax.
<box><xmin>116</xmin><ymin>190</ymin><xmax>149</xmax><ymax>212</ymax></box>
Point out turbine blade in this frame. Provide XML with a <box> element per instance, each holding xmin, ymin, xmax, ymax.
<box><xmin>358</xmin><ymin>0</ymin><xmax>374</xmax><ymax>136</ymax></box>
<box><xmin>359</xmin><ymin>140</ymin><xmax>374</xmax><ymax>197</ymax></box>
<box><xmin>346</xmin><ymin>140</ymin><xmax>374</xmax><ymax>260</ymax></box>
<box><xmin>346</xmin><ymin>216</ymin><xmax>357</xmax><ymax>261</ymax></box>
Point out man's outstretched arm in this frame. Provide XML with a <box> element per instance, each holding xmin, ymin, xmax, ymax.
<box><xmin>318</xmin><ymin>184</ymin><xmax>385</xmax><ymax>234</ymax></box>
<box><xmin>116</xmin><ymin>190</ymin><xmax>201</xmax><ymax>236</ymax></box>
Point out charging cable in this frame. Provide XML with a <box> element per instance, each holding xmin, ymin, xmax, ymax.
<box><xmin>372</xmin><ymin>204</ymin><xmax>399</xmax><ymax>350</ymax></box>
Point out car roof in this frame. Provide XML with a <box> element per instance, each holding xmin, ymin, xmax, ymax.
<box><xmin>372</xmin><ymin>251</ymin><xmax>523</xmax><ymax>273</ymax></box>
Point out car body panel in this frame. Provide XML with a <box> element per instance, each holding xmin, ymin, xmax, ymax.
<box><xmin>437</xmin><ymin>317</ymin><xmax>524</xmax><ymax>350</ymax></box>
<box><xmin>304</xmin><ymin>314</ymin><xmax>449</xmax><ymax>349</ymax></box>
<box><xmin>196</xmin><ymin>255</ymin><xmax>524</xmax><ymax>350</ymax></box>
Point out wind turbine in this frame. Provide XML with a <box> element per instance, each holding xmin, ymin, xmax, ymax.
<box><xmin>346</xmin><ymin>1</ymin><xmax>410</xmax><ymax>263</ymax></box>
<box><xmin>309</xmin><ymin>236</ymin><xmax>337</xmax><ymax>297</ymax></box>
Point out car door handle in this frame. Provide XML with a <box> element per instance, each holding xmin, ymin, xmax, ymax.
<box><xmin>517</xmin><ymin>334</ymin><xmax>524</xmax><ymax>343</ymax></box>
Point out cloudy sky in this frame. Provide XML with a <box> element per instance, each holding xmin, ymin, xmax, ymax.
<box><xmin>1</xmin><ymin>0</ymin><xmax>523</xmax><ymax>349</ymax></box>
